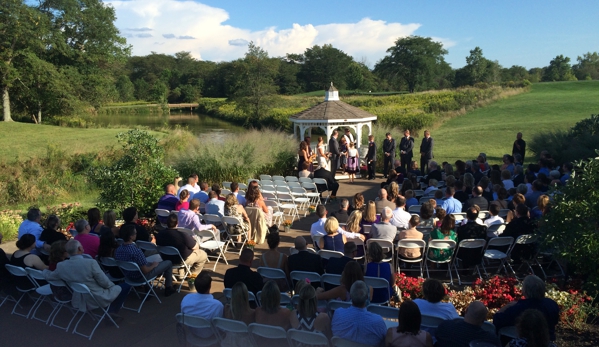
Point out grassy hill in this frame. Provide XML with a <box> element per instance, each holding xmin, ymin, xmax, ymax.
<box><xmin>432</xmin><ymin>81</ymin><xmax>599</xmax><ymax>164</ymax></box>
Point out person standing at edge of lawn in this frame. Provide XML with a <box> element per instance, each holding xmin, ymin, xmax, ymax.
<box><xmin>420</xmin><ymin>130</ymin><xmax>434</xmax><ymax>175</ymax></box>
<box><xmin>382</xmin><ymin>132</ymin><xmax>396</xmax><ymax>179</ymax></box>
<box><xmin>399</xmin><ymin>130</ymin><xmax>414</xmax><ymax>173</ymax></box>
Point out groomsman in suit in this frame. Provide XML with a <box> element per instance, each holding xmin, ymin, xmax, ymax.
<box><xmin>329</xmin><ymin>130</ymin><xmax>340</xmax><ymax>177</ymax></box>
<box><xmin>366</xmin><ymin>135</ymin><xmax>377</xmax><ymax>180</ymax></box>
<box><xmin>420</xmin><ymin>130</ymin><xmax>434</xmax><ymax>175</ymax></box>
<box><xmin>399</xmin><ymin>130</ymin><xmax>414</xmax><ymax>172</ymax></box>
<box><xmin>382</xmin><ymin>132</ymin><xmax>396</xmax><ymax>178</ymax></box>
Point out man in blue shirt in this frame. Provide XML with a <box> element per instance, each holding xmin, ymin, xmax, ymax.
<box><xmin>441</xmin><ymin>187</ymin><xmax>462</xmax><ymax>214</ymax></box>
<box><xmin>205</xmin><ymin>191</ymin><xmax>225</xmax><ymax>217</ymax></box>
<box><xmin>331</xmin><ymin>280</ymin><xmax>387</xmax><ymax>346</ymax></box>
<box><xmin>192</xmin><ymin>182</ymin><xmax>210</xmax><ymax>204</ymax></box>
<box><xmin>18</xmin><ymin>208</ymin><xmax>44</xmax><ymax>253</ymax></box>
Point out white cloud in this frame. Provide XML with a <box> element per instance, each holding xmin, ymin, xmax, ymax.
<box><xmin>107</xmin><ymin>0</ymin><xmax>449</xmax><ymax>65</ymax></box>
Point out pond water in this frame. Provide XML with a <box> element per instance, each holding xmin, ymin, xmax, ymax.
<box><xmin>93</xmin><ymin>111</ymin><xmax>244</xmax><ymax>138</ymax></box>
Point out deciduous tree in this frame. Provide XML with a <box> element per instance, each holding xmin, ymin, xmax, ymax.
<box><xmin>573</xmin><ymin>52</ymin><xmax>599</xmax><ymax>80</ymax></box>
<box><xmin>542</xmin><ymin>55</ymin><xmax>576</xmax><ymax>82</ymax></box>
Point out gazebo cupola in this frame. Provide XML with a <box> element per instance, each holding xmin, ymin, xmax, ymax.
<box><xmin>289</xmin><ymin>83</ymin><xmax>377</xmax><ymax>149</ymax></box>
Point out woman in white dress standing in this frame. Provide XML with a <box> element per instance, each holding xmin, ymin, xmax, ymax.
<box><xmin>316</xmin><ymin>136</ymin><xmax>329</xmax><ymax>170</ymax></box>
<box><xmin>346</xmin><ymin>142</ymin><xmax>359</xmax><ymax>183</ymax></box>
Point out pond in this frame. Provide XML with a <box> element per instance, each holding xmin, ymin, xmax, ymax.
<box><xmin>93</xmin><ymin>111</ymin><xmax>245</xmax><ymax>138</ymax></box>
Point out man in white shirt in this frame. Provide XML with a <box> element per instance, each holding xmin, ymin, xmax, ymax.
<box><xmin>178</xmin><ymin>174</ymin><xmax>200</xmax><ymax>197</ymax></box>
<box><xmin>390</xmin><ymin>196</ymin><xmax>411</xmax><ymax>230</ymax></box>
<box><xmin>310</xmin><ymin>205</ymin><xmax>365</xmax><ymax>241</ymax></box>
<box><xmin>181</xmin><ymin>271</ymin><xmax>223</xmax><ymax>338</ymax></box>
<box><xmin>231</xmin><ymin>182</ymin><xmax>246</xmax><ymax>206</ymax></box>
<box><xmin>484</xmin><ymin>204</ymin><xmax>505</xmax><ymax>238</ymax></box>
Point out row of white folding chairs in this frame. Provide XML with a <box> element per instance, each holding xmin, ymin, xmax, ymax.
<box><xmin>221</xmin><ymin>182</ymin><xmax>248</xmax><ymax>191</ymax></box>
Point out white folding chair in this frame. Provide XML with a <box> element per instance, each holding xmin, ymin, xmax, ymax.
<box><xmin>367</xmin><ymin>304</ymin><xmax>399</xmax><ymax>320</ymax></box>
<box><xmin>396</xmin><ymin>239</ymin><xmax>426</xmax><ymax>277</ymax></box>
<box><xmin>425</xmin><ymin>239</ymin><xmax>457</xmax><ymax>283</ymax></box>
<box><xmin>203</xmin><ymin>214</ymin><xmax>224</xmax><ymax>230</ymax></box>
<box><xmin>420</xmin><ymin>314</ymin><xmax>446</xmax><ymax>330</ymax></box>
<box><xmin>198</xmin><ymin>229</ymin><xmax>228</xmax><ymax>270</ymax></box>
<box><xmin>257</xmin><ymin>267</ymin><xmax>290</xmax><ymax>290</ymax></box>
<box><xmin>26</xmin><ymin>268</ymin><xmax>59</xmax><ymax>324</ymax></box>
<box><xmin>362</xmin><ymin>225</ymin><xmax>372</xmax><ymax>235</ymax></box>
<box><xmin>318</xmin><ymin>249</ymin><xmax>344</xmax><ymax>259</ymax></box>
<box><xmin>45</xmin><ymin>278</ymin><xmax>77</xmax><ymax>332</ymax></box>
<box><xmin>238</xmin><ymin>183</ymin><xmax>248</xmax><ymax>191</ymax></box>
<box><xmin>69</xmin><ymin>282</ymin><xmax>119</xmax><ymax>340</ymax></box>
<box><xmin>452</xmin><ymin>213</ymin><xmax>466</xmax><ymax>221</ymax></box>
<box><xmin>99</xmin><ymin>256</ymin><xmax>125</xmax><ymax>283</ymax></box>
<box><xmin>256</xmin><ymin>291</ymin><xmax>292</xmax><ymax>308</ymax></box>
<box><xmin>311</xmin><ymin>235</ymin><xmax>323</xmax><ymax>250</ymax></box>
<box><xmin>289</xmin><ymin>247</ymin><xmax>299</xmax><ymax>255</ymax></box>
<box><xmin>413</xmin><ymin>189</ymin><xmax>425</xmax><ymax>198</ymax></box>
<box><xmin>155</xmin><ymin>208</ymin><xmax>171</xmax><ymax>227</ymax></box>
<box><xmin>157</xmin><ymin>246</ymin><xmax>191</xmax><ymax>293</ymax></box>
<box><xmin>507</xmin><ymin>234</ymin><xmax>542</xmax><ymax>278</ymax></box>
<box><xmin>312</xmin><ymin>178</ymin><xmax>330</xmax><ymax>204</ymax></box>
<box><xmin>222</xmin><ymin>288</ymin><xmax>257</xmax><ymax>306</ymax></box>
<box><xmin>136</xmin><ymin>240</ymin><xmax>158</xmax><ymax>254</ymax></box>
<box><xmin>221</xmin><ymin>189</ymin><xmax>232</xmax><ymax>196</ymax></box>
<box><xmin>367</xmin><ymin>239</ymin><xmax>394</xmax><ymax>270</ymax></box>
<box><xmin>364</xmin><ymin>276</ymin><xmax>390</xmax><ymax>305</ymax></box>
<box><xmin>4</xmin><ymin>264</ymin><xmax>37</xmax><ymax>318</ymax></box>
<box><xmin>117</xmin><ymin>260</ymin><xmax>161</xmax><ymax>313</ymax></box>
<box><xmin>212</xmin><ymin>317</ymin><xmax>250</xmax><ymax>345</ymax></box>
<box><xmin>331</xmin><ymin>336</ymin><xmax>371</xmax><ymax>347</ymax></box>
<box><xmin>452</xmin><ymin>239</ymin><xmax>487</xmax><ymax>285</ymax></box>
<box><xmin>298</xmin><ymin>177</ymin><xmax>313</xmax><ymax>184</ymax></box>
<box><xmin>487</xmin><ymin>224</ymin><xmax>506</xmax><ymax>238</ymax></box>
<box><xmin>320</xmin><ymin>273</ymin><xmax>342</xmax><ymax>289</ymax></box>
<box><xmin>274</xmin><ymin>180</ymin><xmax>288</xmax><ymax>188</ymax></box>
<box><xmin>260</xmin><ymin>175</ymin><xmax>273</xmax><ymax>181</ymax></box>
<box><xmin>288</xmin><ymin>181</ymin><xmax>302</xmax><ymax>188</ymax></box>
<box><xmin>272</xmin><ymin>175</ymin><xmax>285</xmax><ymax>181</ymax></box>
<box><xmin>498</xmin><ymin>209</ymin><xmax>510</xmax><ymax>218</ymax></box>
<box><xmin>326</xmin><ymin>300</ymin><xmax>352</xmax><ymax>318</ymax></box>
<box><xmin>278</xmin><ymin>193</ymin><xmax>300</xmax><ymax>222</ymax></box>
<box><xmin>286</xmin><ymin>176</ymin><xmax>299</xmax><ymax>182</ymax></box>
<box><xmin>478</xmin><ymin>211</ymin><xmax>490</xmax><ymax>219</ymax></box>
<box><xmin>222</xmin><ymin>216</ymin><xmax>249</xmax><ymax>255</ymax></box>
<box><xmin>222</xmin><ymin>181</ymin><xmax>232</xmax><ymax>189</ymax></box>
<box><xmin>408</xmin><ymin>205</ymin><xmax>422</xmax><ymax>214</ymax></box>
<box><xmin>249</xmin><ymin>323</ymin><xmax>288</xmax><ymax>346</ymax></box>
<box><xmin>301</xmin><ymin>182</ymin><xmax>321</xmax><ymax>205</ymax></box>
<box><xmin>419</xmin><ymin>197</ymin><xmax>431</xmax><ymax>204</ymax></box>
<box><xmin>176</xmin><ymin>313</ymin><xmax>219</xmax><ymax>347</ymax></box>
<box><xmin>287</xmin><ymin>329</ymin><xmax>329</xmax><ymax>347</ymax></box>
<box><xmin>482</xmin><ymin>236</ymin><xmax>514</xmax><ymax>276</ymax></box>
<box><xmin>351</xmin><ymin>237</ymin><xmax>366</xmax><ymax>261</ymax></box>
<box><xmin>290</xmin><ymin>187</ymin><xmax>311</xmax><ymax>212</ymax></box>
<box><xmin>290</xmin><ymin>271</ymin><xmax>322</xmax><ymax>290</ymax></box>
<box><xmin>264</xmin><ymin>199</ymin><xmax>285</xmax><ymax>227</ymax></box>
<box><xmin>498</xmin><ymin>326</ymin><xmax>518</xmax><ymax>339</ymax></box>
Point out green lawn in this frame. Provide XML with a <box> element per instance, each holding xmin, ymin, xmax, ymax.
<box><xmin>0</xmin><ymin>122</ymin><xmax>163</xmax><ymax>161</ymax></box>
<box><xmin>433</xmin><ymin>81</ymin><xmax>599</xmax><ymax>164</ymax></box>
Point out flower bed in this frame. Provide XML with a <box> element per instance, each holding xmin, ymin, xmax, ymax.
<box><xmin>0</xmin><ymin>210</ymin><xmax>23</xmax><ymax>241</ymax></box>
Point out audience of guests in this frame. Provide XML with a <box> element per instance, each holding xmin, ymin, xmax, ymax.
<box><xmin>385</xmin><ymin>300</ymin><xmax>433</xmax><ymax>347</ymax></box>
<box><xmin>418</xmin><ymin>203</ymin><xmax>435</xmax><ymax>227</ymax></box>
<box><xmin>464</xmin><ymin>186</ymin><xmax>489</xmax><ymax>212</ymax></box>
<box><xmin>97</xmin><ymin>230</ymin><xmax>119</xmax><ymax>259</ymax></box>
<box><xmin>457</xmin><ymin>207</ymin><xmax>487</xmax><ymax>242</ymax></box>
<box><xmin>365</xmin><ymin>242</ymin><xmax>394</xmax><ymax>304</ymax></box>
<box><xmin>178</xmin><ymin>174</ymin><xmax>200</xmax><ymax>197</ymax></box>
<box><xmin>485</xmin><ymin>203</ymin><xmax>505</xmax><ymax>228</ymax></box>
<box><xmin>155</xmin><ymin>214</ymin><xmax>207</xmax><ymax>276</ymax></box>
<box><xmin>158</xmin><ymin>184</ymin><xmax>179</xmax><ymax>221</ymax></box>
<box><xmin>427</xmin><ymin>214</ymin><xmax>457</xmax><ymax>262</ymax></box>
<box><xmin>192</xmin><ymin>182</ymin><xmax>210</xmax><ymax>204</ymax></box>
<box><xmin>11</xmin><ymin>234</ymin><xmax>48</xmax><ymax>272</ymax></box>
<box><xmin>435</xmin><ymin>301</ymin><xmax>500</xmax><ymax>347</ymax></box>
<box><xmin>349</xmin><ymin>192</ymin><xmax>365</xmax><ymax>213</ymax></box>
<box><xmin>256</xmin><ymin>280</ymin><xmax>291</xmax><ymax>330</ymax></box>
<box><xmin>375</xmin><ymin>189</ymin><xmax>395</xmax><ymax>214</ymax></box>
<box><xmin>404</xmin><ymin>190</ymin><xmax>418</xmax><ymax>209</ymax></box>
<box><xmin>371</xmin><ymin>207</ymin><xmax>399</xmax><ymax>243</ymax></box>
<box><xmin>224</xmin><ymin>249</ymin><xmax>264</xmax><ymax>295</ymax></box>
<box><xmin>178</xmin><ymin>199</ymin><xmax>218</xmax><ymax>237</ymax></box>
<box><xmin>288</xmin><ymin>236</ymin><xmax>324</xmax><ymax>275</ymax></box>
<box><xmin>224</xmin><ymin>282</ymin><xmax>256</xmax><ymax>325</ymax></box>
<box><xmin>48</xmin><ymin>240</ymin><xmax>68</xmax><ymax>271</ymax></box>
<box><xmin>73</xmin><ymin>219</ymin><xmax>100</xmax><ymax>258</ymax></box>
<box><xmin>181</xmin><ymin>271</ymin><xmax>223</xmax><ymax>338</ymax></box>
<box><xmin>362</xmin><ymin>201</ymin><xmax>380</xmax><ymax>228</ymax></box>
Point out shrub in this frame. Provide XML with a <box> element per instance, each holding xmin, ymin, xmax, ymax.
<box><xmin>90</xmin><ymin>130</ymin><xmax>178</xmax><ymax>216</ymax></box>
<box><xmin>42</xmin><ymin>202</ymin><xmax>88</xmax><ymax>226</ymax></box>
<box><xmin>0</xmin><ymin>210</ymin><xmax>24</xmax><ymax>241</ymax></box>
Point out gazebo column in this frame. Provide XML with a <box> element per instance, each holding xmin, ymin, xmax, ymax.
<box><xmin>356</xmin><ymin>123</ymin><xmax>363</xmax><ymax>150</ymax></box>
<box><xmin>293</xmin><ymin>124</ymin><xmax>298</xmax><ymax>140</ymax></box>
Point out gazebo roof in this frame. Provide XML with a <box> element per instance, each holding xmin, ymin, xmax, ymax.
<box><xmin>289</xmin><ymin>100</ymin><xmax>377</xmax><ymax>121</ymax></box>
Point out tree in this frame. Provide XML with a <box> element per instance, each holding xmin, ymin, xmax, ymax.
<box><xmin>501</xmin><ymin>65</ymin><xmax>530</xmax><ymax>82</ymax></box>
<box><xmin>464</xmin><ymin>47</ymin><xmax>488</xmax><ymax>85</ymax></box>
<box><xmin>573</xmin><ymin>52</ymin><xmax>599</xmax><ymax>80</ymax></box>
<box><xmin>542</xmin><ymin>55</ymin><xmax>576</xmax><ymax>82</ymax></box>
<box><xmin>375</xmin><ymin>36</ymin><xmax>448</xmax><ymax>93</ymax></box>
<box><xmin>233</xmin><ymin>42</ymin><xmax>279</xmax><ymax>125</ymax></box>
<box><xmin>299</xmin><ymin>44</ymin><xmax>354</xmax><ymax>91</ymax></box>
<box><xmin>276</xmin><ymin>59</ymin><xmax>303</xmax><ymax>95</ymax></box>
<box><xmin>115</xmin><ymin>75</ymin><xmax>135</xmax><ymax>102</ymax></box>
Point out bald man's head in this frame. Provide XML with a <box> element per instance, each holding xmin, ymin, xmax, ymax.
<box><xmin>379</xmin><ymin>189</ymin><xmax>388</xmax><ymax>199</ymax></box>
<box><xmin>464</xmin><ymin>301</ymin><xmax>488</xmax><ymax>326</ymax></box>
<box><xmin>294</xmin><ymin>236</ymin><xmax>307</xmax><ymax>251</ymax></box>
<box><xmin>165</xmin><ymin>184</ymin><xmax>176</xmax><ymax>195</ymax></box>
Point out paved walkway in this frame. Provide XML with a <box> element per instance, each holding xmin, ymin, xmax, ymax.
<box><xmin>0</xmin><ymin>176</ymin><xmax>384</xmax><ymax>346</ymax></box>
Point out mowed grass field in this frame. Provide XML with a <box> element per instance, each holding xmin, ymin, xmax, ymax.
<box><xmin>0</xmin><ymin>122</ymin><xmax>163</xmax><ymax>161</ymax></box>
<box><xmin>432</xmin><ymin>80</ymin><xmax>599</xmax><ymax>164</ymax></box>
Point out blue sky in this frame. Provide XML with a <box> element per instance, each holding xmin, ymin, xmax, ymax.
<box><xmin>107</xmin><ymin>0</ymin><xmax>599</xmax><ymax>69</ymax></box>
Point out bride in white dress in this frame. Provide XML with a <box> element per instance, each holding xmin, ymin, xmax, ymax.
<box><xmin>316</xmin><ymin>136</ymin><xmax>329</xmax><ymax>170</ymax></box>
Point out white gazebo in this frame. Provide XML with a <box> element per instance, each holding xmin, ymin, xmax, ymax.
<box><xmin>289</xmin><ymin>83</ymin><xmax>377</xmax><ymax>149</ymax></box>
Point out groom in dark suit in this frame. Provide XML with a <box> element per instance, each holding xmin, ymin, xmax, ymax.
<box><xmin>420</xmin><ymin>130</ymin><xmax>434</xmax><ymax>175</ymax></box>
<box><xmin>366</xmin><ymin>135</ymin><xmax>377</xmax><ymax>180</ymax></box>
<box><xmin>382</xmin><ymin>132</ymin><xmax>396</xmax><ymax>178</ymax></box>
<box><xmin>328</xmin><ymin>130</ymin><xmax>340</xmax><ymax>178</ymax></box>
<box><xmin>399</xmin><ymin>129</ymin><xmax>414</xmax><ymax>172</ymax></box>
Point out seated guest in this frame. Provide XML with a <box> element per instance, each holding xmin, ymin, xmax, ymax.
<box><xmin>259</xmin><ymin>233</ymin><xmax>289</xmax><ymax>290</ymax></box>
<box><xmin>423</xmin><ymin>161</ymin><xmax>442</xmax><ymax>184</ymax></box>
<box><xmin>18</xmin><ymin>208</ymin><xmax>44</xmax><ymax>253</ymax></box>
<box><xmin>525</xmin><ymin>180</ymin><xmax>544</xmax><ymax>209</ymax></box>
<box><xmin>387</xmin><ymin>182</ymin><xmax>400</xmax><ymax>203</ymax></box>
<box><xmin>245</xmin><ymin>185</ymin><xmax>273</xmax><ymax>227</ymax></box>
<box><xmin>192</xmin><ymin>181</ymin><xmax>210</xmax><ymax>204</ymax></box>
<box><xmin>513</xmin><ymin>165</ymin><xmax>525</xmax><ymax>187</ymax></box>
<box><xmin>87</xmin><ymin>208</ymin><xmax>104</xmax><ymax>235</ymax></box>
<box><xmin>158</xmin><ymin>184</ymin><xmax>179</xmax><ymax>222</ymax></box>
<box><xmin>224</xmin><ymin>193</ymin><xmax>251</xmax><ymax>241</ymax></box>
<box><xmin>326</xmin><ymin>242</ymin><xmax>357</xmax><ymax>275</ymax></box>
<box><xmin>502</xmin><ymin>169</ymin><xmax>515</xmax><ymax>190</ymax></box>
<box><xmin>414</xmin><ymin>279</ymin><xmax>459</xmax><ymax>320</ymax></box>
<box><xmin>503</xmin><ymin>204</ymin><xmax>536</xmax><ymax>239</ymax></box>
<box><xmin>409</xmin><ymin>160</ymin><xmax>422</xmax><ymax>177</ymax></box>
<box><xmin>331</xmin><ymin>280</ymin><xmax>387</xmax><ymax>346</ymax></box>
<box><xmin>457</xmin><ymin>207</ymin><xmax>487</xmax><ymax>242</ymax></box>
<box><xmin>433</xmin><ymin>190</ymin><xmax>444</xmax><ymax>207</ymax></box>
<box><xmin>178</xmin><ymin>174</ymin><xmax>200</xmax><ymax>197</ymax></box>
<box><xmin>453</xmin><ymin>181</ymin><xmax>469</xmax><ymax>204</ymax></box>
<box><xmin>404</xmin><ymin>190</ymin><xmax>418</xmax><ymax>209</ymax></box>
<box><xmin>205</xmin><ymin>191</ymin><xmax>225</xmax><ymax>217</ymax></box>
<box><xmin>371</xmin><ymin>207</ymin><xmax>399</xmax><ymax>243</ymax></box>
<box><xmin>44</xmin><ymin>239</ymin><xmax>129</xmax><ymax>320</ymax></box>
<box><xmin>290</xmin><ymin>284</ymin><xmax>331</xmax><ymax>335</ymax></box>
<box><xmin>349</xmin><ymin>193</ymin><xmax>365</xmax><ymax>213</ymax></box>
<box><xmin>156</xmin><ymin>214</ymin><xmax>208</xmax><ymax>276</ymax></box>
<box><xmin>288</xmin><ymin>236</ymin><xmax>324</xmax><ymax>275</ymax></box>
<box><xmin>224</xmin><ymin>248</ymin><xmax>264</xmax><ymax>295</ymax></box>
<box><xmin>375</xmin><ymin>189</ymin><xmax>395</xmax><ymax>214</ymax></box>
<box><xmin>509</xmin><ymin>309</ymin><xmax>555</xmax><ymax>347</ymax></box>
<box><xmin>211</xmin><ymin>184</ymin><xmax>226</xmax><ymax>202</ymax></box>
<box><xmin>361</xmin><ymin>201</ymin><xmax>380</xmax><ymax>227</ymax></box>
<box><xmin>531</xmin><ymin>195</ymin><xmax>550</xmax><ymax>220</ymax></box>
<box><xmin>419</xmin><ymin>202</ymin><xmax>435</xmax><ymax>227</ymax></box>
<box><xmin>398</xmin><ymin>215</ymin><xmax>424</xmax><ymax>259</ymax></box>
<box><xmin>97</xmin><ymin>230</ymin><xmax>118</xmax><ymax>259</ymax></box>
<box><xmin>484</xmin><ymin>203</ymin><xmax>505</xmax><ymax>229</ymax></box>
<box><xmin>424</xmin><ymin>179</ymin><xmax>439</xmax><ymax>196</ymax></box>
<box><xmin>73</xmin><ymin>219</ymin><xmax>100</xmax><ymax>258</ymax></box>
<box><xmin>100</xmin><ymin>210</ymin><xmax>120</xmax><ymax>236</ymax></box>
<box><xmin>224</xmin><ymin>282</ymin><xmax>256</xmax><ymax>325</ymax></box>
<box><xmin>364</xmin><ymin>243</ymin><xmax>394</xmax><ymax>304</ymax></box>
<box><xmin>317</xmin><ymin>261</ymin><xmax>368</xmax><ymax>302</ymax></box>
<box><xmin>331</xmin><ymin>198</ymin><xmax>350</xmax><ymax>224</ymax></box>
<box><xmin>391</xmin><ymin>196</ymin><xmax>411</xmax><ymax>230</ymax></box>
<box><xmin>40</xmin><ymin>215</ymin><xmax>67</xmax><ymax>251</ymax></box>
<box><xmin>256</xmin><ymin>280</ymin><xmax>291</xmax><ymax>330</ymax></box>
<box><xmin>314</xmin><ymin>165</ymin><xmax>339</xmax><ymax>200</ymax></box>
<box><xmin>464</xmin><ymin>186</ymin><xmax>489</xmax><ymax>212</ymax></box>
<box><xmin>298</xmin><ymin>161</ymin><xmax>312</xmax><ymax>179</ymax></box>
<box><xmin>427</xmin><ymin>214</ymin><xmax>457</xmax><ymax>262</ymax></box>
<box><xmin>506</xmin><ymin>193</ymin><xmax>526</xmax><ymax>223</ymax></box>
<box><xmin>494</xmin><ymin>275</ymin><xmax>559</xmax><ymax>341</ymax></box>
<box><xmin>319</xmin><ymin>217</ymin><xmax>346</xmax><ymax>252</ymax></box>
<box><xmin>435</xmin><ymin>301</ymin><xmax>500</xmax><ymax>347</ymax></box>
<box><xmin>441</xmin><ymin>187</ymin><xmax>462</xmax><ymax>214</ymax></box>
<box><xmin>11</xmin><ymin>234</ymin><xmax>48</xmax><ymax>271</ymax></box>
<box><xmin>48</xmin><ymin>240</ymin><xmax>68</xmax><ymax>271</ymax></box>
<box><xmin>310</xmin><ymin>205</ymin><xmax>364</xmax><ymax>242</ymax></box>
<box><xmin>230</xmin><ymin>182</ymin><xmax>246</xmax><ymax>207</ymax></box>
<box><xmin>119</xmin><ymin>207</ymin><xmax>151</xmax><ymax>242</ymax></box>
<box><xmin>493</xmin><ymin>187</ymin><xmax>510</xmax><ymax>210</ymax></box>
<box><xmin>181</xmin><ymin>271</ymin><xmax>223</xmax><ymax>338</ymax></box>
<box><xmin>385</xmin><ymin>300</ymin><xmax>434</xmax><ymax>347</ymax></box>
<box><xmin>175</xmin><ymin>189</ymin><xmax>190</xmax><ymax>211</ymax></box>
<box><xmin>178</xmin><ymin>199</ymin><xmax>218</xmax><ymax>235</ymax></box>
<box><xmin>115</xmin><ymin>224</ymin><xmax>175</xmax><ymax>297</ymax></box>
<box><xmin>345</xmin><ymin>211</ymin><xmax>362</xmax><ymax>234</ymax></box>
